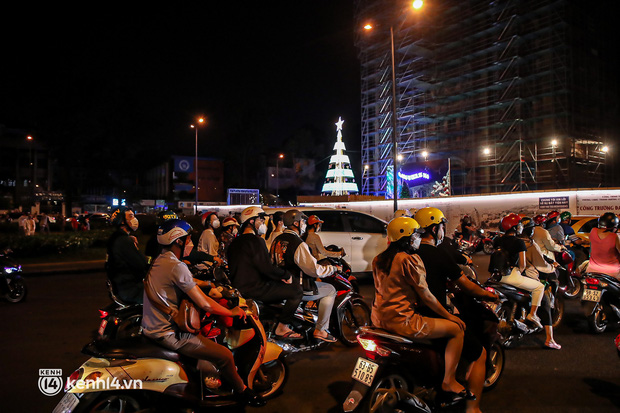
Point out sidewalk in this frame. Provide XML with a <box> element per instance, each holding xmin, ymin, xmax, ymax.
<box><xmin>21</xmin><ymin>259</ymin><xmax>105</xmax><ymax>276</ymax></box>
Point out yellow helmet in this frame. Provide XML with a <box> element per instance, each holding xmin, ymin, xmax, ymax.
<box><xmin>414</xmin><ymin>207</ymin><xmax>447</xmax><ymax>229</ymax></box>
<box><xmin>387</xmin><ymin>217</ymin><xmax>421</xmax><ymax>242</ymax></box>
<box><xmin>394</xmin><ymin>209</ymin><xmax>412</xmax><ymax>218</ymax></box>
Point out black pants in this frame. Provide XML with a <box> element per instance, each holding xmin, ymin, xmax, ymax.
<box><xmin>250</xmin><ymin>282</ymin><xmax>302</xmax><ymax>324</ymax></box>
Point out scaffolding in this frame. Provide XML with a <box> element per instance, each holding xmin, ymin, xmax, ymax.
<box><xmin>355</xmin><ymin>0</ymin><xmax>616</xmax><ymax>196</ymax></box>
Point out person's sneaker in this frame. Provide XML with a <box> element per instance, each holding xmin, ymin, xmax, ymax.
<box><xmin>544</xmin><ymin>341</ymin><xmax>562</xmax><ymax>350</ymax></box>
<box><xmin>526</xmin><ymin>313</ymin><xmax>543</xmax><ymax>329</ymax></box>
<box><xmin>241</xmin><ymin>387</ymin><xmax>266</xmax><ymax>407</ymax></box>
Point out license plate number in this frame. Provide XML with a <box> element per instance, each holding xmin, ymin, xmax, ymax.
<box><xmin>98</xmin><ymin>319</ymin><xmax>108</xmax><ymax>337</ymax></box>
<box><xmin>351</xmin><ymin>357</ymin><xmax>378</xmax><ymax>386</ymax></box>
<box><xmin>582</xmin><ymin>288</ymin><xmax>602</xmax><ymax>302</ymax></box>
<box><xmin>52</xmin><ymin>392</ymin><xmax>80</xmax><ymax>413</ymax></box>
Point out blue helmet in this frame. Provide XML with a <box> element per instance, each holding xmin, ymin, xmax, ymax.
<box><xmin>157</xmin><ymin>219</ymin><xmax>192</xmax><ymax>245</ymax></box>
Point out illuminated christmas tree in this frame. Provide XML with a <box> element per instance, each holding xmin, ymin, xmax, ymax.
<box><xmin>321</xmin><ymin>117</ymin><xmax>359</xmax><ymax>196</ymax></box>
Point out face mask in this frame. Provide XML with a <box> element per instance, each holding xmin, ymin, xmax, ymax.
<box><xmin>257</xmin><ymin>223</ymin><xmax>267</xmax><ymax>235</ymax></box>
<box><xmin>212</xmin><ymin>219</ymin><xmax>221</xmax><ymax>229</ymax></box>
<box><xmin>232</xmin><ymin>227</ymin><xmax>238</xmax><ymax>236</ymax></box>
<box><xmin>411</xmin><ymin>234</ymin><xmax>422</xmax><ymax>250</ymax></box>
<box><xmin>316</xmin><ymin>225</ymin><xmax>322</xmax><ymax>233</ymax></box>
<box><xmin>300</xmin><ymin>221</ymin><xmax>307</xmax><ymax>235</ymax></box>
<box><xmin>183</xmin><ymin>239</ymin><xmax>194</xmax><ymax>258</ymax></box>
<box><xmin>128</xmin><ymin>217</ymin><xmax>139</xmax><ymax>231</ymax></box>
<box><xmin>436</xmin><ymin>225</ymin><xmax>444</xmax><ymax>245</ymax></box>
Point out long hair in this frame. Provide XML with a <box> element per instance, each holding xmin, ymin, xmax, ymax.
<box><xmin>374</xmin><ymin>236</ymin><xmax>414</xmax><ymax>274</ymax></box>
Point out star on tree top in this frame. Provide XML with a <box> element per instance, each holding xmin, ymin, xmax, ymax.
<box><xmin>335</xmin><ymin>117</ymin><xmax>344</xmax><ymax>132</ymax></box>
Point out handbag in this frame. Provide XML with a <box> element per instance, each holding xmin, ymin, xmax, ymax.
<box><xmin>143</xmin><ymin>272</ymin><xmax>201</xmax><ymax>334</ymax></box>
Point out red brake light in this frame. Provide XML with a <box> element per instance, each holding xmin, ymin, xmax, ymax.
<box><xmin>358</xmin><ymin>337</ymin><xmax>377</xmax><ymax>352</ymax></box>
<box><xmin>485</xmin><ymin>287</ymin><xmax>495</xmax><ymax>294</ymax></box>
<box><xmin>98</xmin><ymin>310</ymin><xmax>109</xmax><ymax>319</ymax></box>
<box><xmin>585</xmin><ymin>277</ymin><xmax>599</xmax><ymax>285</ymax></box>
<box><xmin>66</xmin><ymin>368</ymin><xmax>83</xmax><ymax>391</ymax></box>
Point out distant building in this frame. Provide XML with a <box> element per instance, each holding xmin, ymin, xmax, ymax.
<box><xmin>356</xmin><ymin>0</ymin><xmax>618</xmax><ymax>196</ymax></box>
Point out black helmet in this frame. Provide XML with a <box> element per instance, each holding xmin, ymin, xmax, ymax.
<box><xmin>598</xmin><ymin>212</ymin><xmax>619</xmax><ymax>231</ymax></box>
<box><xmin>110</xmin><ymin>206</ymin><xmax>132</xmax><ymax>227</ymax></box>
<box><xmin>283</xmin><ymin>210</ymin><xmax>308</xmax><ymax>227</ymax></box>
<box><xmin>156</xmin><ymin>210</ymin><xmax>178</xmax><ymax>226</ymax></box>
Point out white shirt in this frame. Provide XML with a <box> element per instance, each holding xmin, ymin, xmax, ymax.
<box><xmin>282</xmin><ymin>229</ymin><xmax>337</xmax><ymax>278</ymax></box>
<box><xmin>198</xmin><ymin>228</ymin><xmax>220</xmax><ymax>257</ymax></box>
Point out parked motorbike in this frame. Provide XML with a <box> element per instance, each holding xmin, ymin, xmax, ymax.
<box><xmin>0</xmin><ymin>249</ymin><xmax>27</xmax><ymax>303</ymax></box>
<box><xmin>581</xmin><ymin>272</ymin><xmax>620</xmax><ymax>333</ymax></box>
<box><xmin>455</xmin><ymin>229</ymin><xmax>495</xmax><ymax>255</ymax></box>
<box><xmin>342</xmin><ymin>315</ymin><xmax>504</xmax><ymax>412</ymax></box>
<box><xmin>484</xmin><ymin>272</ymin><xmax>564</xmax><ymax>347</ymax></box>
<box><xmin>554</xmin><ymin>250</ymin><xmax>582</xmax><ymax>299</ymax></box>
<box><xmin>54</xmin><ymin>285</ymin><xmax>287</xmax><ymax>412</ymax></box>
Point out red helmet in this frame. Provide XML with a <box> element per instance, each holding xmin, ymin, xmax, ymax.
<box><xmin>500</xmin><ymin>213</ymin><xmax>522</xmax><ymax>233</ymax></box>
<box><xmin>546</xmin><ymin>211</ymin><xmax>560</xmax><ymax>222</ymax></box>
<box><xmin>533</xmin><ymin>214</ymin><xmax>547</xmax><ymax>226</ymax></box>
<box><xmin>307</xmin><ymin>215</ymin><xmax>324</xmax><ymax>226</ymax></box>
<box><xmin>222</xmin><ymin>217</ymin><xmax>239</xmax><ymax>228</ymax></box>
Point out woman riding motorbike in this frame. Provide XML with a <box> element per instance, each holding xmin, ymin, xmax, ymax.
<box><xmin>586</xmin><ymin>212</ymin><xmax>620</xmax><ymax>280</ymax></box>
<box><xmin>304</xmin><ymin>215</ymin><xmax>345</xmax><ymax>261</ymax></box>
<box><xmin>371</xmin><ymin>217</ymin><xmax>472</xmax><ymax>403</ymax></box>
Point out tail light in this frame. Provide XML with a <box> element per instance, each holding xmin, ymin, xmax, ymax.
<box><xmin>98</xmin><ymin>309</ymin><xmax>109</xmax><ymax>319</ymax></box>
<box><xmin>485</xmin><ymin>287</ymin><xmax>495</xmax><ymax>294</ymax></box>
<box><xmin>66</xmin><ymin>368</ymin><xmax>84</xmax><ymax>391</ymax></box>
<box><xmin>585</xmin><ymin>277</ymin><xmax>599</xmax><ymax>285</ymax></box>
<box><xmin>357</xmin><ymin>337</ymin><xmax>391</xmax><ymax>357</ymax></box>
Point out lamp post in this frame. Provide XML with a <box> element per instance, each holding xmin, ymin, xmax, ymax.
<box><xmin>190</xmin><ymin>117</ymin><xmax>205</xmax><ymax>215</ymax></box>
<box><xmin>364</xmin><ymin>1</ymin><xmax>423</xmax><ymax>212</ymax></box>
<box><xmin>551</xmin><ymin>139</ymin><xmax>558</xmax><ymax>188</ymax></box>
<box><xmin>276</xmin><ymin>153</ymin><xmax>284</xmax><ymax>198</ymax></box>
<box><xmin>26</xmin><ymin>135</ymin><xmax>34</xmax><ymax>188</ymax></box>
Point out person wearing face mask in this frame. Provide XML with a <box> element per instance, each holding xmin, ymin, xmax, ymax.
<box><xmin>106</xmin><ymin>206</ymin><xmax>149</xmax><ymax>304</ymax></box>
<box><xmin>227</xmin><ymin>206</ymin><xmax>303</xmax><ymax>339</ymax></box>
<box><xmin>198</xmin><ymin>212</ymin><xmax>222</xmax><ymax>259</ymax></box>
<box><xmin>414</xmin><ymin>207</ymin><xmax>497</xmax><ymax>413</ymax></box>
<box><xmin>141</xmin><ymin>219</ymin><xmax>264</xmax><ymax>407</ymax></box>
<box><xmin>270</xmin><ymin>209</ymin><xmax>340</xmax><ymax>342</ymax></box>
<box><xmin>496</xmin><ymin>213</ymin><xmax>545</xmax><ymax>329</ymax></box>
<box><xmin>265</xmin><ymin>211</ymin><xmax>285</xmax><ymax>250</ymax></box>
<box><xmin>303</xmin><ymin>215</ymin><xmax>345</xmax><ymax>261</ymax></box>
<box><xmin>219</xmin><ymin>217</ymin><xmax>240</xmax><ymax>259</ymax></box>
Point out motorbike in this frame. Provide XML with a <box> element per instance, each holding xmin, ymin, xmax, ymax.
<box><xmin>581</xmin><ymin>272</ymin><xmax>620</xmax><ymax>333</ymax></box>
<box><xmin>258</xmin><ymin>256</ymin><xmax>372</xmax><ymax>351</ymax></box>
<box><xmin>455</xmin><ymin>229</ymin><xmax>495</xmax><ymax>255</ymax></box>
<box><xmin>342</xmin><ymin>294</ymin><xmax>505</xmax><ymax>413</ymax></box>
<box><xmin>96</xmin><ymin>280</ymin><xmax>143</xmax><ymax>341</ymax></box>
<box><xmin>484</xmin><ymin>272</ymin><xmax>564</xmax><ymax>348</ymax></box>
<box><xmin>54</xmin><ymin>284</ymin><xmax>288</xmax><ymax>413</ymax></box>
<box><xmin>554</xmin><ymin>250</ymin><xmax>582</xmax><ymax>299</ymax></box>
<box><xmin>0</xmin><ymin>249</ymin><xmax>27</xmax><ymax>304</ymax></box>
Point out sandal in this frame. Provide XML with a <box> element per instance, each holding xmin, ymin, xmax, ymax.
<box><xmin>313</xmin><ymin>332</ymin><xmax>337</xmax><ymax>343</ymax></box>
<box><xmin>275</xmin><ymin>330</ymin><xmax>302</xmax><ymax>340</ymax></box>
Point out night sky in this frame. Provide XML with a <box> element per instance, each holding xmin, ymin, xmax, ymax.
<box><xmin>1</xmin><ymin>2</ymin><xmax>361</xmax><ymax>178</ymax></box>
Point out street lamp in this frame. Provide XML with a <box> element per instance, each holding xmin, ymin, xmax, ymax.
<box><xmin>26</xmin><ymin>135</ymin><xmax>34</xmax><ymax>187</ymax></box>
<box><xmin>422</xmin><ymin>150</ymin><xmax>429</xmax><ymax>160</ymax></box>
<box><xmin>276</xmin><ymin>153</ymin><xmax>284</xmax><ymax>198</ymax></box>
<box><xmin>190</xmin><ymin>117</ymin><xmax>205</xmax><ymax>215</ymax></box>
<box><xmin>364</xmin><ymin>1</ymin><xmax>423</xmax><ymax>212</ymax></box>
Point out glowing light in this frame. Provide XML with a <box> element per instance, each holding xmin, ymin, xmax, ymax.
<box><xmin>364</xmin><ymin>165</ymin><xmax>369</xmax><ymax>170</ymax></box>
<box><xmin>398</xmin><ymin>171</ymin><xmax>430</xmax><ymax>181</ymax></box>
<box><xmin>26</xmin><ymin>135</ymin><xmax>33</xmax><ymax>141</ymax></box>
<box><xmin>335</xmin><ymin>117</ymin><xmax>345</xmax><ymax>131</ymax></box>
<box><xmin>422</xmin><ymin>151</ymin><xmax>428</xmax><ymax>158</ymax></box>
<box><xmin>198</xmin><ymin>117</ymin><xmax>205</xmax><ymax>124</ymax></box>
<box><xmin>602</xmin><ymin>146</ymin><xmax>609</xmax><ymax>153</ymax></box>
<box><xmin>412</xmin><ymin>0</ymin><xmax>423</xmax><ymax>10</ymax></box>
<box><xmin>397</xmin><ymin>154</ymin><xmax>403</xmax><ymax>161</ymax></box>
<box><xmin>551</xmin><ymin>139</ymin><xmax>558</xmax><ymax>147</ymax></box>
<box><xmin>279</xmin><ymin>154</ymin><xmax>284</xmax><ymax>159</ymax></box>
<box><xmin>363</xmin><ymin>24</ymin><xmax>373</xmax><ymax>30</ymax></box>
<box><xmin>483</xmin><ymin>147</ymin><xmax>491</xmax><ymax>155</ymax></box>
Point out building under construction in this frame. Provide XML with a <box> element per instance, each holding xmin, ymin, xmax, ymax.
<box><xmin>355</xmin><ymin>0</ymin><xmax>618</xmax><ymax>197</ymax></box>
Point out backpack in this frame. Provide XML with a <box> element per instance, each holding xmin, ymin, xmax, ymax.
<box><xmin>488</xmin><ymin>247</ymin><xmax>511</xmax><ymax>277</ymax></box>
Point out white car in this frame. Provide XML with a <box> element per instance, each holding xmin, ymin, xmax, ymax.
<box><xmin>264</xmin><ymin>207</ymin><xmax>388</xmax><ymax>274</ymax></box>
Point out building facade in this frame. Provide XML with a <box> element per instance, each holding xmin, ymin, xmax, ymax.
<box><xmin>355</xmin><ymin>0</ymin><xmax>618</xmax><ymax>197</ymax></box>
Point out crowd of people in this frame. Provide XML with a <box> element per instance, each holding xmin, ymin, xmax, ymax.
<box><xmin>101</xmin><ymin>203</ymin><xmax>620</xmax><ymax>410</ymax></box>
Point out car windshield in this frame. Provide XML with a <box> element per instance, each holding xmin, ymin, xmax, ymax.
<box><xmin>578</xmin><ymin>218</ymin><xmax>598</xmax><ymax>234</ymax></box>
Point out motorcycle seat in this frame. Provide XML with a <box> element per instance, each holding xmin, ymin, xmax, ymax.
<box><xmin>359</xmin><ymin>326</ymin><xmax>434</xmax><ymax>346</ymax></box>
<box><xmin>485</xmin><ymin>281</ymin><xmax>531</xmax><ymax>296</ymax></box>
<box><xmin>84</xmin><ymin>336</ymin><xmax>182</xmax><ymax>362</ymax></box>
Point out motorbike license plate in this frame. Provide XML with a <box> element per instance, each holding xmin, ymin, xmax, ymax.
<box><xmin>97</xmin><ymin>319</ymin><xmax>108</xmax><ymax>337</ymax></box>
<box><xmin>351</xmin><ymin>357</ymin><xmax>378</xmax><ymax>387</ymax></box>
<box><xmin>582</xmin><ymin>288</ymin><xmax>602</xmax><ymax>303</ymax></box>
<box><xmin>52</xmin><ymin>392</ymin><xmax>80</xmax><ymax>413</ymax></box>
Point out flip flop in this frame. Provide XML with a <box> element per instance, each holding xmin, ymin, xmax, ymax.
<box><xmin>313</xmin><ymin>332</ymin><xmax>337</xmax><ymax>343</ymax></box>
<box><xmin>275</xmin><ymin>330</ymin><xmax>302</xmax><ymax>340</ymax></box>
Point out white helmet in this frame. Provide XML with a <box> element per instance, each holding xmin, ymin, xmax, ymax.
<box><xmin>157</xmin><ymin>219</ymin><xmax>192</xmax><ymax>245</ymax></box>
<box><xmin>394</xmin><ymin>209</ymin><xmax>412</xmax><ymax>218</ymax></box>
<box><xmin>240</xmin><ymin>206</ymin><xmax>266</xmax><ymax>224</ymax></box>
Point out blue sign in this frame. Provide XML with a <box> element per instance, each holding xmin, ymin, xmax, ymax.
<box><xmin>174</xmin><ymin>156</ymin><xmax>194</xmax><ymax>173</ymax></box>
<box><xmin>398</xmin><ymin>171</ymin><xmax>430</xmax><ymax>182</ymax></box>
<box><xmin>539</xmin><ymin>196</ymin><xmax>569</xmax><ymax>209</ymax></box>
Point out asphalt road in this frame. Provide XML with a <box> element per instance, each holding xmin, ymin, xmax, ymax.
<box><xmin>1</xmin><ymin>254</ymin><xmax>619</xmax><ymax>413</ymax></box>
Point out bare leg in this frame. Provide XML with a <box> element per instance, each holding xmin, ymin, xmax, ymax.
<box><xmin>465</xmin><ymin>348</ymin><xmax>486</xmax><ymax>413</ymax></box>
<box><xmin>426</xmin><ymin>318</ymin><xmax>465</xmax><ymax>394</ymax></box>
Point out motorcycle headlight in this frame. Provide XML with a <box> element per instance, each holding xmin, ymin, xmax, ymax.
<box><xmin>4</xmin><ymin>267</ymin><xmax>20</xmax><ymax>274</ymax></box>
